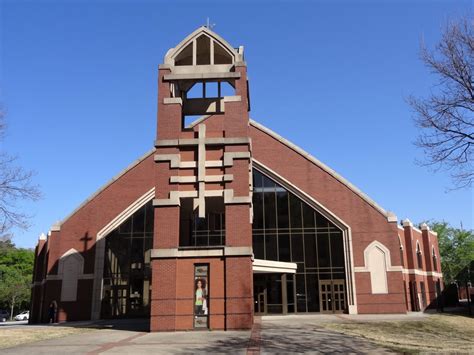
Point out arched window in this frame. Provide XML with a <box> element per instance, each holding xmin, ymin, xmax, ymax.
<box><xmin>252</xmin><ymin>169</ymin><xmax>346</xmax><ymax>313</ymax></box>
<box><xmin>174</xmin><ymin>34</ymin><xmax>234</xmax><ymax>66</ymax></box>
<box><xmin>367</xmin><ymin>244</ymin><xmax>389</xmax><ymax>294</ymax></box>
<box><xmin>399</xmin><ymin>237</ymin><xmax>405</xmax><ymax>267</ymax></box>
<box><xmin>416</xmin><ymin>242</ymin><xmax>423</xmax><ymax>269</ymax></box>
<box><xmin>102</xmin><ymin>200</ymin><xmax>154</xmax><ymax>318</ymax></box>
<box><xmin>432</xmin><ymin>247</ymin><xmax>438</xmax><ymax>271</ymax></box>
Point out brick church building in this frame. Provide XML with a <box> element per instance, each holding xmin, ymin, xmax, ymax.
<box><xmin>30</xmin><ymin>27</ymin><xmax>443</xmax><ymax>331</ymax></box>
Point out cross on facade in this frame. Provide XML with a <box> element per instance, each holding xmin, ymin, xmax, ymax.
<box><xmin>154</xmin><ymin>123</ymin><xmax>252</xmax><ymax>218</ymax></box>
<box><xmin>80</xmin><ymin>232</ymin><xmax>92</xmax><ymax>251</ymax></box>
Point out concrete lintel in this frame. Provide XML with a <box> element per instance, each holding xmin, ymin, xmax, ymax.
<box><xmin>205</xmin><ymin>137</ymin><xmax>250</xmax><ymax>146</ymax></box>
<box><xmin>179</xmin><ymin>138</ymin><xmax>199</xmax><ymax>146</ymax></box>
<box><xmin>180</xmin><ymin>161</ymin><xmax>197</xmax><ymax>168</ymax></box>
<box><xmin>153</xmin><ymin>191</ymin><xmax>185</xmax><ymax>207</ymax></box>
<box><xmin>252</xmin><ymin>259</ymin><xmax>297</xmax><ymax>274</ymax></box>
<box><xmin>170</xmin><ymin>176</ymin><xmax>196</xmax><ymax>183</ymax></box>
<box><xmin>163</xmin><ymin>72</ymin><xmax>241</xmax><ymax>81</ymax></box>
<box><xmin>155</xmin><ymin>154</ymin><xmax>181</xmax><ymax>168</ymax></box>
<box><xmin>204</xmin><ymin>174</ymin><xmax>233</xmax><ymax>182</ymax></box>
<box><xmin>386</xmin><ymin>211</ymin><xmax>398</xmax><ymax>223</ymax></box>
<box><xmin>151</xmin><ymin>248</ymin><xmax>224</xmax><ymax>258</ymax></box>
<box><xmin>155</xmin><ymin>139</ymin><xmax>179</xmax><ymax>147</ymax></box>
<box><xmin>204</xmin><ymin>190</ymin><xmax>224</xmax><ymax>197</ymax></box>
<box><xmin>224</xmin><ymin>151</ymin><xmax>251</xmax><ymax>166</ymax></box>
<box><xmin>222</xmin><ymin>95</ymin><xmax>241</xmax><ymax>102</ymax></box>
<box><xmin>224</xmin><ymin>246</ymin><xmax>252</xmax><ymax>256</ymax></box>
<box><xmin>50</xmin><ymin>222</ymin><xmax>61</xmax><ymax>232</ymax></box>
<box><xmin>150</xmin><ymin>246</ymin><xmax>253</xmax><ymax>259</ymax></box>
<box><xmin>224</xmin><ymin>189</ymin><xmax>251</xmax><ymax>204</ymax></box>
<box><xmin>205</xmin><ymin>160</ymin><xmax>223</xmax><ymax>167</ymax></box>
<box><xmin>163</xmin><ymin>97</ymin><xmax>183</xmax><ymax>105</ymax></box>
<box><xmin>420</xmin><ymin>223</ymin><xmax>430</xmax><ymax>231</ymax></box>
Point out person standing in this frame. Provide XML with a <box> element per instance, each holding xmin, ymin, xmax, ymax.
<box><xmin>48</xmin><ymin>300</ymin><xmax>57</xmax><ymax>323</ymax></box>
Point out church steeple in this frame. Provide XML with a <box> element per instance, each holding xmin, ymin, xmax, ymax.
<box><xmin>151</xmin><ymin>28</ymin><xmax>254</xmax><ymax>330</ymax></box>
<box><xmin>157</xmin><ymin>27</ymin><xmax>249</xmax><ymax>135</ymax></box>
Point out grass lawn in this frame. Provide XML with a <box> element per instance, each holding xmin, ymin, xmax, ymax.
<box><xmin>0</xmin><ymin>325</ymin><xmax>94</xmax><ymax>349</ymax></box>
<box><xmin>323</xmin><ymin>313</ymin><xmax>474</xmax><ymax>353</ymax></box>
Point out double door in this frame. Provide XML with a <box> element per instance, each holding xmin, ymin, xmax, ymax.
<box><xmin>319</xmin><ymin>279</ymin><xmax>345</xmax><ymax>313</ymax></box>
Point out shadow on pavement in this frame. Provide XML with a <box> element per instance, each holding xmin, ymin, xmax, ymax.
<box><xmin>46</xmin><ymin>318</ymin><xmax>150</xmax><ymax>332</ymax></box>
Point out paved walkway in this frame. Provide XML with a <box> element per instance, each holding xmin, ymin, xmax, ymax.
<box><xmin>0</xmin><ymin>314</ymin><xmax>428</xmax><ymax>354</ymax></box>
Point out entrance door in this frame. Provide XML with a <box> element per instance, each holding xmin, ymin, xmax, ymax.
<box><xmin>254</xmin><ymin>275</ymin><xmax>267</xmax><ymax>315</ymax></box>
<box><xmin>319</xmin><ymin>279</ymin><xmax>345</xmax><ymax>313</ymax></box>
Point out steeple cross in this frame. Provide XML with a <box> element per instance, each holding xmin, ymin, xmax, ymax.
<box><xmin>205</xmin><ymin>17</ymin><xmax>215</xmax><ymax>30</ymax></box>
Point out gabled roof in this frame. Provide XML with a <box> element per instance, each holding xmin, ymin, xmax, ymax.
<box><xmin>55</xmin><ymin>149</ymin><xmax>156</xmax><ymax>229</ymax></box>
<box><xmin>188</xmin><ymin>116</ymin><xmax>397</xmax><ymax>222</ymax></box>
<box><xmin>163</xmin><ymin>26</ymin><xmax>244</xmax><ymax>65</ymax></box>
<box><xmin>249</xmin><ymin>119</ymin><xmax>397</xmax><ymax>222</ymax></box>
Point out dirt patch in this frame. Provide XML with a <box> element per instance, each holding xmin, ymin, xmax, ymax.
<box><xmin>0</xmin><ymin>325</ymin><xmax>94</xmax><ymax>349</ymax></box>
<box><xmin>323</xmin><ymin>313</ymin><xmax>474</xmax><ymax>353</ymax></box>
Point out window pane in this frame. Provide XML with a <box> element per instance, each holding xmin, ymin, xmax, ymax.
<box><xmin>304</xmin><ymin>233</ymin><xmax>317</xmax><ymax>268</ymax></box>
<box><xmin>145</xmin><ymin>201</ymin><xmax>154</xmax><ymax>233</ymax></box>
<box><xmin>330</xmin><ymin>232</ymin><xmax>344</xmax><ymax>268</ymax></box>
<box><xmin>175</xmin><ymin>42</ymin><xmax>193</xmax><ymax>66</ymax></box>
<box><xmin>316</xmin><ymin>212</ymin><xmax>329</xmax><ymax>230</ymax></box>
<box><xmin>214</xmin><ymin>42</ymin><xmax>233</xmax><ymax>64</ymax></box>
<box><xmin>264</xmin><ymin>188</ymin><xmax>276</xmax><ymax>230</ymax></box>
<box><xmin>265</xmin><ymin>233</ymin><xmax>278</xmax><ymax>261</ymax></box>
<box><xmin>291</xmin><ymin>233</ymin><xmax>304</xmax><ymax>262</ymax></box>
<box><xmin>296</xmin><ymin>274</ymin><xmax>307</xmax><ymax>312</ymax></box>
<box><xmin>278</xmin><ymin>233</ymin><xmax>291</xmax><ymax>262</ymax></box>
<box><xmin>196</xmin><ymin>35</ymin><xmax>211</xmax><ymax>65</ymax></box>
<box><xmin>133</xmin><ymin>206</ymin><xmax>145</xmax><ymax>233</ymax></box>
<box><xmin>253</xmin><ymin>234</ymin><xmax>264</xmax><ymax>259</ymax></box>
<box><xmin>317</xmin><ymin>234</ymin><xmax>330</xmax><ymax>268</ymax></box>
<box><xmin>289</xmin><ymin>194</ymin><xmax>302</xmax><ymax>230</ymax></box>
<box><xmin>276</xmin><ymin>190</ymin><xmax>289</xmax><ymax>229</ymax></box>
<box><xmin>302</xmin><ymin>203</ymin><xmax>315</xmax><ymax>229</ymax></box>
<box><xmin>306</xmin><ymin>274</ymin><xmax>319</xmax><ymax>312</ymax></box>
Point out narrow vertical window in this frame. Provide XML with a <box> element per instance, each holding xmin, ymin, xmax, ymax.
<box><xmin>194</xmin><ymin>264</ymin><xmax>209</xmax><ymax>329</ymax></box>
<box><xmin>416</xmin><ymin>242</ymin><xmax>423</xmax><ymax>269</ymax></box>
<box><xmin>367</xmin><ymin>245</ymin><xmax>388</xmax><ymax>294</ymax></box>
<box><xmin>432</xmin><ymin>248</ymin><xmax>438</xmax><ymax>272</ymax></box>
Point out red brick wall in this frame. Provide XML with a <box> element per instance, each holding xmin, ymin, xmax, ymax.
<box><xmin>401</xmin><ymin>223</ymin><xmax>443</xmax><ymax>310</ymax></box>
<box><xmin>31</xmin><ymin>151</ymin><xmax>156</xmax><ymax>322</ymax></box>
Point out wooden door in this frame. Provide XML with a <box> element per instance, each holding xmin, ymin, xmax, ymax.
<box><xmin>319</xmin><ymin>279</ymin><xmax>345</xmax><ymax>313</ymax></box>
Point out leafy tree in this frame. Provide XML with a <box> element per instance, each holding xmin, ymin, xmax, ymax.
<box><xmin>408</xmin><ymin>16</ymin><xmax>474</xmax><ymax>189</ymax></box>
<box><xmin>0</xmin><ymin>240</ymin><xmax>34</xmax><ymax>319</ymax></box>
<box><xmin>430</xmin><ymin>221</ymin><xmax>474</xmax><ymax>284</ymax></box>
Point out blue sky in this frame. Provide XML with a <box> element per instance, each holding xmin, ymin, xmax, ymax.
<box><xmin>1</xmin><ymin>0</ymin><xmax>472</xmax><ymax>249</ymax></box>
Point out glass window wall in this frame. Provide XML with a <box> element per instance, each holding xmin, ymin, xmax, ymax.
<box><xmin>252</xmin><ymin>169</ymin><xmax>346</xmax><ymax>313</ymax></box>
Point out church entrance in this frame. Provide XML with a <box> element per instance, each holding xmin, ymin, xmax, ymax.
<box><xmin>319</xmin><ymin>279</ymin><xmax>346</xmax><ymax>313</ymax></box>
<box><xmin>254</xmin><ymin>274</ymin><xmax>291</xmax><ymax>315</ymax></box>
<box><xmin>252</xmin><ymin>169</ymin><xmax>349</xmax><ymax>314</ymax></box>
<box><xmin>253</xmin><ymin>273</ymin><xmax>346</xmax><ymax>315</ymax></box>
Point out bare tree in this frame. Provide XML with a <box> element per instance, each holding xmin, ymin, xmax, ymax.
<box><xmin>0</xmin><ymin>109</ymin><xmax>41</xmax><ymax>235</ymax></box>
<box><xmin>408</xmin><ymin>16</ymin><xmax>474</xmax><ymax>188</ymax></box>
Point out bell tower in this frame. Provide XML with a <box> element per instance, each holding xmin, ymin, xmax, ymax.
<box><xmin>150</xmin><ymin>27</ymin><xmax>253</xmax><ymax>331</ymax></box>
